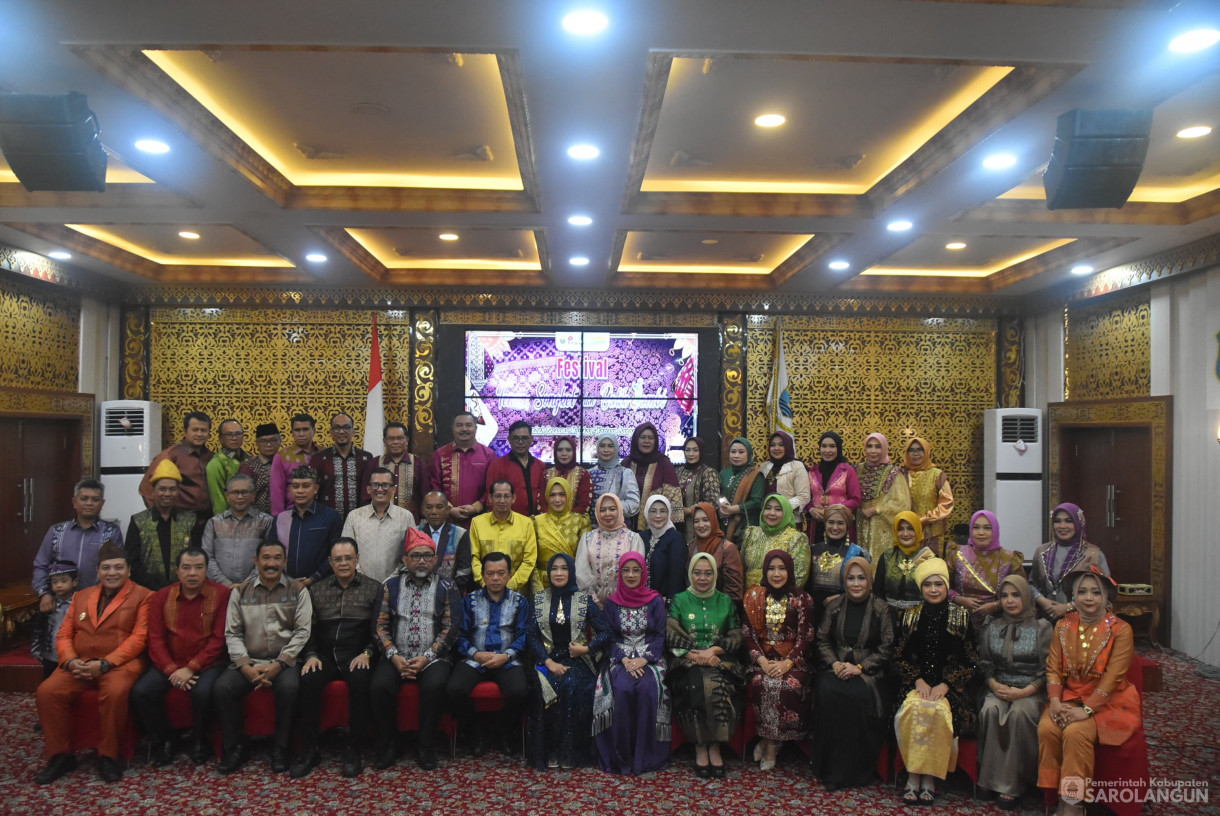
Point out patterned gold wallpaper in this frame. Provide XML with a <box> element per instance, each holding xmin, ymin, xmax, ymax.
<box><xmin>148</xmin><ymin>308</ymin><xmax>412</xmax><ymax>450</ymax></box>
<box><xmin>0</xmin><ymin>272</ymin><xmax>80</xmax><ymax>392</ymax></box>
<box><xmin>1064</xmin><ymin>289</ymin><xmax>1151</xmax><ymax>401</ymax></box>
<box><xmin>745</xmin><ymin>314</ymin><xmax>997</xmax><ymax>534</ymax></box>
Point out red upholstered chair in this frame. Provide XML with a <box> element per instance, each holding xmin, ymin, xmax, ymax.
<box><xmin>208</xmin><ymin>681</ymin><xmax>350</xmax><ymax>755</ymax></box>
<box><xmin>670</xmin><ymin>704</ymin><xmax>753</xmax><ymax>759</ymax></box>
<box><xmin>164</xmin><ymin>687</ymin><xmax>194</xmax><ymax>730</ymax></box>
<box><xmin>68</xmin><ymin>690</ymin><xmax>137</xmax><ymax>760</ymax></box>
<box><xmin>394</xmin><ymin>683</ymin><xmax>458</xmax><ymax>756</ymax></box>
<box><xmin>1044</xmin><ymin>655</ymin><xmax>1150</xmax><ymax>816</ymax></box>
<box><xmin>893</xmin><ymin>736</ymin><xmax>979</xmax><ymax>795</ymax></box>
<box><xmin>457</xmin><ymin>681</ymin><xmax>526</xmax><ymax>756</ymax></box>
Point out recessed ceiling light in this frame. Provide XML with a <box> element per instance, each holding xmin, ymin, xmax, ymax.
<box><xmin>701</xmin><ymin>239</ymin><xmax>719</xmax><ymax>245</ymax></box>
<box><xmin>178</xmin><ymin>231</ymin><xmax>200</xmax><ymax>240</ymax></box>
<box><xmin>983</xmin><ymin>153</ymin><xmax>1017</xmax><ymax>170</ymax></box>
<box><xmin>1169</xmin><ymin>29</ymin><xmax>1220</xmax><ymax>53</ymax></box>
<box><xmin>1177</xmin><ymin>125</ymin><xmax>1213</xmax><ymax>139</ymax></box>
<box><xmin>562</xmin><ymin>10</ymin><xmax>608</xmax><ymax>35</ymax></box>
<box><xmin>134</xmin><ymin>139</ymin><xmax>170</xmax><ymax>154</ymax></box>
<box><xmin>569</xmin><ymin>256</ymin><xmax>590</xmax><ymax>266</ymax></box>
<box><xmin>828</xmin><ymin>260</ymin><xmax>850</xmax><ymax>271</ymax></box>
<box><xmin>567</xmin><ymin>215</ymin><xmax>593</xmax><ymax>227</ymax></box>
<box><xmin>887</xmin><ymin>220</ymin><xmax>913</xmax><ymax>232</ymax></box>
<box><xmin>305</xmin><ymin>253</ymin><xmax>328</xmax><ymax>263</ymax></box>
<box><xmin>945</xmin><ymin>241</ymin><xmax>967</xmax><ymax>250</ymax></box>
<box><xmin>438</xmin><ymin>233</ymin><xmax>459</xmax><ymax>241</ymax></box>
<box><xmin>567</xmin><ymin>143</ymin><xmax>600</xmax><ymax>160</ymax></box>
<box><xmin>754</xmin><ymin>114</ymin><xmax>786</xmax><ymax>128</ymax></box>
<box><xmin>1071</xmin><ymin>264</ymin><xmax>1094</xmax><ymax>276</ymax></box>
<box><xmin>48</xmin><ymin>251</ymin><xmax>71</xmax><ymax>261</ymax></box>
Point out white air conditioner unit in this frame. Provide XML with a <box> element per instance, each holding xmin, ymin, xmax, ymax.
<box><xmin>983</xmin><ymin>408</ymin><xmax>1043</xmax><ymax>557</ymax></box>
<box><xmin>99</xmin><ymin>400</ymin><xmax>162</xmax><ymax>533</ymax></box>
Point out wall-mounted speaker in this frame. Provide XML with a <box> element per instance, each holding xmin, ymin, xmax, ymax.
<box><xmin>0</xmin><ymin>92</ymin><xmax>107</xmax><ymax>192</ymax></box>
<box><xmin>1043</xmin><ymin>109</ymin><xmax>1153</xmax><ymax>210</ymax></box>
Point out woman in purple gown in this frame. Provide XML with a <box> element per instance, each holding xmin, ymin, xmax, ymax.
<box><xmin>593</xmin><ymin>551</ymin><xmax>672</xmax><ymax>774</ymax></box>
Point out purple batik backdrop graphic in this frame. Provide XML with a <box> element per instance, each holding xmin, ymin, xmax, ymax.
<box><xmin>465</xmin><ymin>330</ymin><xmax>699</xmax><ymax>461</ymax></box>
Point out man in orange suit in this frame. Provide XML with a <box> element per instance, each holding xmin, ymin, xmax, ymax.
<box><xmin>34</xmin><ymin>542</ymin><xmax>153</xmax><ymax>784</ymax></box>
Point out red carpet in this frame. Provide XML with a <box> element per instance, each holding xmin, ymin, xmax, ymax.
<box><xmin>0</xmin><ymin>646</ymin><xmax>1215</xmax><ymax>815</ymax></box>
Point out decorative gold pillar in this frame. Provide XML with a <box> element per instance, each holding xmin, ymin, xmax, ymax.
<box><xmin>997</xmin><ymin>316</ymin><xmax>1024</xmax><ymax>408</ymax></box>
<box><xmin>412</xmin><ymin>309</ymin><xmax>437</xmax><ymax>457</ymax></box>
<box><xmin>719</xmin><ymin>313</ymin><xmax>745</xmax><ymax>462</ymax></box>
<box><xmin>121</xmin><ymin>307</ymin><xmax>149</xmax><ymax>400</ymax></box>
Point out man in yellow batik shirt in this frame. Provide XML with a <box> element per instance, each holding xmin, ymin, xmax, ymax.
<box><xmin>469</xmin><ymin>479</ymin><xmax>537</xmax><ymax>593</ymax></box>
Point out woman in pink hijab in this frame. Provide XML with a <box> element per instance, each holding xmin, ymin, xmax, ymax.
<box><xmin>945</xmin><ymin>510</ymin><xmax>1027</xmax><ymax>631</ymax></box>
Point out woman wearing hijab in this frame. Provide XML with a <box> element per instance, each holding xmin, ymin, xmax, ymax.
<box><xmin>527</xmin><ymin>553</ymin><xmax>610</xmax><ymax>770</ymax></box>
<box><xmin>812</xmin><ymin>556</ymin><xmax>895</xmax><ymax>790</ymax></box>
<box><xmin>676</xmin><ymin>436</ymin><xmax>722</xmax><ymax>547</ymax></box>
<box><xmin>688</xmin><ymin>502</ymin><xmax>744</xmax><ymax>602</ymax></box>
<box><xmin>639</xmin><ymin>495</ymin><xmax>688</xmax><ymax>601</ymax></box>
<box><xmin>807</xmin><ymin>430</ymin><xmax>862</xmax><ymax>544</ymax></box>
<box><xmin>590</xmin><ymin>435</ymin><xmax>640</xmax><ymax>524</ymax></box>
<box><xmin>874</xmin><ymin>511</ymin><xmax>936</xmax><ymax>620</ymax></box>
<box><xmin>742</xmin><ymin>494</ymin><xmax>809</xmax><ymax>589</ymax></box>
<box><xmin>667</xmin><ymin>553</ymin><xmax>744</xmax><ymax>778</ymax></box>
<box><xmin>893</xmin><ymin>557</ymin><xmax>978</xmax><ymax>806</ymax></box>
<box><xmin>593</xmin><ymin>552</ymin><xmax>671</xmax><ymax>775</ymax></box>
<box><xmin>1030</xmin><ymin>503</ymin><xmax>1111</xmax><ymax>620</ymax></box>
<box><xmin>1038</xmin><ymin>567</ymin><xmax>1140</xmax><ymax>816</ymax></box>
<box><xmin>718</xmin><ymin>437</ymin><xmax>765</xmax><ymax>545</ymax></box>
<box><xmin>621</xmin><ymin>423</ymin><xmax>681</xmax><ymax>531</ymax></box>
<box><xmin>808</xmin><ymin>503</ymin><xmax>868</xmax><ymax>612</ymax></box>
<box><xmin>855</xmin><ymin>432</ymin><xmax>912</xmax><ymax>562</ymax></box>
<box><xmin>977</xmin><ymin>574</ymin><xmax>1052</xmax><ymax>808</ymax></box>
<box><xmin>575</xmin><ymin>493</ymin><xmax>645</xmax><ymax>604</ymax></box>
<box><xmin>743</xmin><ymin>549</ymin><xmax>816</xmax><ymax>771</ymax></box>
<box><xmin>901</xmin><ymin>437</ymin><xmax>954</xmax><ymax>556</ymax></box>
<box><xmin>946</xmin><ymin>510</ymin><xmax>1026</xmax><ymax>631</ymax></box>
<box><xmin>757</xmin><ymin>432</ymin><xmax>810</xmax><ymax>524</ymax></box>
<box><xmin>544</xmin><ymin>436</ymin><xmax>594</xmax><ymax>516</ymax></box>
<box><xmin>533</xmin><ymin>477</ymin><xmax>592</xmax><ymax>592</ymax></box>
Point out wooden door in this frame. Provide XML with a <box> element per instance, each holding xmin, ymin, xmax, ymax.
<box><xmin>0</xmin><ymin>417</ymin><xmax>82</xmax><ymax>587</ymax></box>
<box><xmin>1057</xmin><ymin>425</ymin><xmax>1153</xmax><ymax>586</ymax></box>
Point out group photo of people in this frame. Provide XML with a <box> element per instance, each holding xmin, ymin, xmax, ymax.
<box><xmin>27</xmin><ymin>409</ymin><xmax>1144</xmax><ymax>816</ymax></box>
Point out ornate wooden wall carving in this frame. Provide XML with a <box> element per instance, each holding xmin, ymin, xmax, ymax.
<box><xmin>719</xmin><ymin>314</ymin><xmax>746</xmax><ymax>461</ymax></box>
<box><xmin>998</xmin><ymin>316</ymin><xmax>1024</xmax><ymax>408</ymax></box>
<box><xmin>121</xmin><ymin>307</ymin><xmax>149</xmax><ymax>400</ymax></box>
<box><xmin>412</xmin><ymin>310</ymin><xmax>436</xmax><ymax>456</ymax></box>
<box><xmin>0</xmin><ymin>271</ymin><xmax>80</xmax><ymax>393</ymax></box>
<box><xmin>745</xmin><ymin>314</ymin><xmax>996</xmax><ymax>532</ymax></box>
<box><xmin>1064</xmin><ymin>289</ymin><xmax>1151</xmax><ymax>401</ymax></box>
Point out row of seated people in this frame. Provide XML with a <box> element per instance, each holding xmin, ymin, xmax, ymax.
<box><xmin>30</xmin><ymin>510</ymin><xmax>1138</xmax><ymax>816</ymax></box>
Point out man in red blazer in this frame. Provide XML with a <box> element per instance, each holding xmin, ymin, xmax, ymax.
<box><xmin>34</xmin><ymin>542</ymin><xmax>153</xmax><ymax>784</ymax></box>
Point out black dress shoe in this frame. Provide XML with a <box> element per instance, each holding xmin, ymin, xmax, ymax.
<box><xmin>341</xmin><ymin>745</ymin><xmax>362</xmax><ymax>778</ymax></box>
<box><xmin>372</xmin><ymin>742</ymin><xmax>396</xmax><ymax>770</ymax></box>
<box><xmin>34</xmin><ymin>753</ymin><xmax>76</xmax><ymax>785</ymax></box>
<box><xmin>97</xmin><ymin>755</ymin><xmax>124</xmax><ymax>783</ymax></box>
<box><xmin>149</xmin><ymin>740</ymin><xmax>174</xmax><ymax>767</ymax></box>
<box><xmin>417</xmin><ymin>747</ymin><xmax>438</xmax><ymax>771</ymax></box>
<box><xmin>190</xmin><ymin>739</ymin><xmax>212</xmax><ymax>765</ymax></box>
<box><xmin>273</xmin><ymin>747</ymin><xmax>296</xmax><ymax>775</ymax></box>
<box><xmin>216</xmin><ymin>747</ymin><xmax>247</xmax><ymax>775</ymax></box>
<box><xmin>694</xmin><ymin>763</ymin><xmax>710</xmax><ymax>779</ymax></box>
<box><xmin>711</xmin><ymin>764</ymin><xmax>726</xmax><ymax>779</ymax></box>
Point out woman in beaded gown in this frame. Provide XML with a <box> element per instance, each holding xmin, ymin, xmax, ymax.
<box><xmin>1029</xmin><ymin>503</ymin><xmax>1111</xmax><ymax>620</ymax></box>
<box><xmin>807</xmin><ymin>503</ymin><xmax>868</xmax><ymax>614</ymax></box>
<box><xmin>574</xmin><ymin>493</ymin><xmax>644</xmax><ymax>604</ymax></box>
<box><xmin>945</xmin><ymin>509</ymin><xmax>1026</xmax><ymax>631</ymax></box>
<box><xmin>855</xmin><ymin>433</ymin><xmax>911</xmax><ymax>562</ymax></box>
<box><xmin>874</xmin><ymin>511</ymin><xmax>936</xmax><ymax>620</ymax></box>
<box><xmin>532</xmin><ymin>477</ymin><xmax>591</xmax><ymax>592</ymax></box>
<box><xmin>589</xmin><ymin>434</ymin><xmax>640</xmax><ymax>524</ymax></box>
<box><xmin>901</xmin><ymin>437</ymin><xmax>953</xmax><ymax>556</ymax></box>
<box><xmin>741</xmin><ymin>494</ymin><xmax>809</xmax><ymax>589</ymax></box>
<box><xmin>675</xmin><ymin>436</ymin><xmax>722</xmax><ymax>548</ymax></box>
<box><xmin>543</xmin><ymin>436</ymin><xmax>593</xmax><ymax>516</ymax></box>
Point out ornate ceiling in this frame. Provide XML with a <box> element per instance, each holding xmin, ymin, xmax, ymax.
<box><xmin>0</xmin><ymin>0</ymin><xmax>1216</xmax><ymax>299</ymax></box>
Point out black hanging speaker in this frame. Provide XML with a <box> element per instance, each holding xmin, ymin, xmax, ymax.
<box><xmin>1043</xmin><ymin>109</ymin><xmax>1153</xmax><ymax>210</ymax></box>
<box><xmin>0</xmin><ymin>92</ymin><xmax>107</xmax><ymax>192</ymax></box>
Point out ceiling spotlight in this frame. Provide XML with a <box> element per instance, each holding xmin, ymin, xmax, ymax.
<box><xmin>983</xmin><ymin>153</ymin><xmax>1017</xmax><ymax>170</ymax></box>
<box><xmin>569</xmin><ymin>256</ymin><xmax>590</xmax><ymax>266</ymax></box>
<box><xmin>1169</xmin><ymin>29</ymin><xmax>1220</xmax><ymax>53</ymax></box>
<box><xmin>567</xmin><ymin>143</ymin><xmax>600</xmax><ymax>160</ymax></box>
<box><xmin>1071</xmin><ymin>264</ymin><xmax>1094</xmax><ymax>276</ymax></box>
<box><xmin>134</xmin><ymin>139</ymin><xmax>170</xmax><ymax>154</ymax></box>
<box><xmin>1177</xmin><ymin>125</ymin><xmax>1213</xmax><ymax>139</ymax></box>
<box><xmin>48</xmin><ymin>251</ymin><xmax>71</xmax><ymax>261</ymax></box>
<box><xmin>305</xmin><ymin>253</ymin><xmax>328</xmax><ymax>263</ymax></box>
<box><xmin>887</xmin><ymin>220</ymin><xmax>913</xmax><ymax>232</ymax></box>
<box><xmin>828</xmin><ymin>260</ymin><xmax>850</xmax><ymax>271</ymax></box>
<box><xmin>945</xmin><ymin>241</ymin><xmax>967</xmax><ymax>250</ymax></box>
<box><xmin>754</xmin><ymin>114</ymin><xmax>786</xmax><ymax>128</ymax></box>
<box><xmin>178</xmin><ymin>231</ymin><xmax>200</xmax><ymax>240</ymax></box>
<box><xmin>438</xmin><ymin>233</ymin><xmax>460</xmax><ymax>241</ymax></box>
<box><xmin>562</xmin><ymin>10</ymin><xmax>609</xmax><ymax>35</ymax></box>
<box><xmin>567</xmin><ymin>215</ymin><xmax>593</xmax><ymax>227</ymax></box>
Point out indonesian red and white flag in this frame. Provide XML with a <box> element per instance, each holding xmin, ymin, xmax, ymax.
<box><xmin>363</xmin><ymin>314</ymin><xmax>385</xmax><ymax>456</ymax></box>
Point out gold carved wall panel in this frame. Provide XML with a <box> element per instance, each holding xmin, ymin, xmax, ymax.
<box><xmin>412</xmin><ymin>310</ymin><xmax>436</xmax><ymax>457</ymax></box>
<box><xmin>720</xmin><ymin>314</ymin><xmax>745</xmax><ymax>462</ymax></box>
<box><xmin>122</xmin><ymin>307</ymin><xmax>149</xmax><ymax>400</ymax></box>
<box><xmin>0</xmin><ymin>271</ymin><xmax>80</xmax><ymax>393</ymax></box>
<box><xmin>1064</xmin><ymin>289</ymin><xmax>1151</xmax><ymax>401</ymax></box>
<box><xmin>147</xmin><ymin>308</ymin><xmax>412</xmax><ymax>450</ymax></box>
<box><xmin>745</xmin><ymin>314</ymin><xmax>996</xmax><ymax>533</ymax></box>
<box><xmin>998</xmin><ymin>317</ymin><xmax>1024</xmax><ymax>409</ymax></box>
